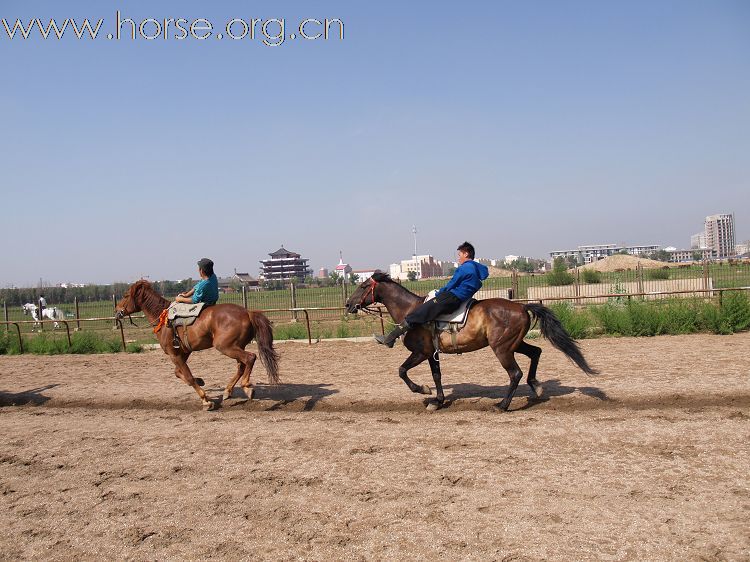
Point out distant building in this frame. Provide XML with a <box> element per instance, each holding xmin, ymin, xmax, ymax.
<box><xmin>667</xmin><ymin>248</ymin><xmax>712</xmax><ymax>262</ymax></box>
<box><xmin>318</xmin><ymin>268</ymin><xmax>329</xmax><ymax>279</ymax></box>
<box><xmin>259</xmin><ymin>246</ymin><xmax>312</xmax><ymax>282</ymax></box>
<box><xmin>217</xmin><ymin>269</ymin><xmax>260</xmax><ymax>292</ymax></box>
<box><xmin>549</xmin><ymin>244</ymin><xmax>661</xmax><ymax>264</ymax></box>
<box><xmin>334</xmin><ymin>255</ymin><xmax>353</xmax><ymax>281</ymax></box>
<box><xmin>352</xmin><ymin>269</ymin><xmax>380</xmax><ymax>281</ymax></box>
<box><xmin>389</xmin><ymin>255</ymin><xmax>444</xmax><ymax>280</ymax></box>
<box><xmin>735</xmin><ymin>242</ymin><xmax>750</xmax><ymax>257</ymax></box>
<box><xmin>705</xmin><ymin>214</ymin><xmax>735</xmax><ymax>258</ymax></box>
<box><xmin>504</xmin><ymin>255</ymin><xmax>519</xmax><ymax>265</ymax></box>
<box><xmin>691</xmin><ymin>232</ymin><xmax>707</xmax><ymax>249</ymax></box>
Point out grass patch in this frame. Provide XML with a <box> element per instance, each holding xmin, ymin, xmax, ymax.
<box><xmin>0</xmin><ymin>331</ymin><xmax>142</xmax><ymax>355</ymax></box>
<box><xmin>548</xmin><ymin>302</ymin><xmax>592</xmax><ymax>340</ymax></box>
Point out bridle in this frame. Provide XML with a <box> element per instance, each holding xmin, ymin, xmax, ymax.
<box><xmin>352</xmin><ymin>279</ymin><xmax>386</xmax><ymax>318</ymax></box>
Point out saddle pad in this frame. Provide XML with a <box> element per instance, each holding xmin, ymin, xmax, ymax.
<box><xmin>167</xmin><ymin>302</ymin><xmax>205</xmax><ymax>322</ymax></box>
<box><xmin>435</xmin><ymin>298</ymin><xmax>476</xmax><ymax>325</ymax></box>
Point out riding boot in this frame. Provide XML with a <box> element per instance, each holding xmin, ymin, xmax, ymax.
<box><xmin>374</xmin><ymin>321</ymin><xmax>411</xmax><ymax>348</ymax></box>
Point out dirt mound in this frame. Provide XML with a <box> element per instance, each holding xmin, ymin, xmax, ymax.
<box><xmin>487</xmin><ymin>266</ymin><xmax>513</xmax><ymax>277</ymax></box>
<box><xmin>577</xmin><ymin>253</ymin><xmax>670</xmax><ymax>272</ymax></box>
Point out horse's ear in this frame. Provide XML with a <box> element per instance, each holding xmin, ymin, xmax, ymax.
<box><xmin>372</xmin><ymin>272</ymin><xmax>390</xmax><ymax>283</ymax></box>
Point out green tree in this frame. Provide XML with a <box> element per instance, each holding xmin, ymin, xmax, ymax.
<box><xmin>649</xmin><ymin>249</ymin><xmax>672</xmax><ymax>262</ymax></box>
<box><xmin>407</xmin><ymin>271</ymin><xmax>418</xmax><ymax>282</ymax></box>
<box><xmin>548</xmin><ymin>258</ymin><xmax>575</xmax><ymax>286</ymax></box>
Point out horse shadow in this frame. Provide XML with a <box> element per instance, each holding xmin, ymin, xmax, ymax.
<box><xmin>0</xmin><ymin>384</ymin><xmax>60</xmax><ymax>407</ymax></box>
<box><xmin>440</xmin><ymin>378</ymin><xmax>610</xmax><ymax>411</ymax></box>
<box><xmin>222</xmin><ymin>383</ymin><xmax>339</xmax><ymax>411</ymax></box>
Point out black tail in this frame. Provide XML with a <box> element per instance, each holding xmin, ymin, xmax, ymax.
<box><xmin>524</xmin><ymin>303</ymin><xmax>598</xmax><ymax>375</ymax></box>
<box><xmin>249</xmin><ymin>312</ymin><xmax>280</xmax><ymax>384</ymax></box>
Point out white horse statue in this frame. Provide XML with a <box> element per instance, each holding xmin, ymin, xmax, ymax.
<box><xmin>21</xmin><ymin>303</ymin><xmax>65</xmax><ymax>329</ymax></box>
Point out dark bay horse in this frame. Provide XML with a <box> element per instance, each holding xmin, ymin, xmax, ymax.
<box><xmin>116</xmin><ymin>280</ymin><xmax>279</xmax><ymax>410</ymax></box>
<box><xmin>346</xmin><ymin>272</ymin><xmax>597</xmax><ymax>411</ymax></box>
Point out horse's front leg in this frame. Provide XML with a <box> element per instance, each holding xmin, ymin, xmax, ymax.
<box><xmin>426</xmin><ymin>355</ymin><xmax>445</xmax><ymax>411</ymax></box>
<box><xmin>398</xmin><ymin>351</ymin><xmax>431</xmax><ymax>395</ymax></box>
<box><xmin>170</xmin><ymin>353</ymin><xmax>216</xmax><ymax>410</ymax></box>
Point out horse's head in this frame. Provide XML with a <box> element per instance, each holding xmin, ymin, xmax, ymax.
<box><xmin>115</xmin><ymin>280</ymin><xmax>148</xmax><ymax>319</ymax></box>
<box><xmin>22</xmin><ymin>303</ymin><xmax>32</xmax><ymax>315</ymax></box>
<box><xmin>345</xmin><ymin>272</ymin><xmax>389</xmax><ymax>313</ymax></box>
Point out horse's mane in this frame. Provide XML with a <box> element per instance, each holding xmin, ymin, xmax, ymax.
<box><xmin>371</xmin><ymin>271</ymin><xmax>394</xmax><ymax>283</ymax></box>
<box><xmin>371</xmin><ymin>272</ymin><xmax>421</xmax><ymax>299</ymax></box>
<box><xmin>131</xmin><ymin>280</ymin><xmax>170</xmax><ymax>315</ymax></box>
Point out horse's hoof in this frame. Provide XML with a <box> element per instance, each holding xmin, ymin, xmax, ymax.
<box><xmin>495</xmin><ymin>401</ymin><xmax>511</xmax><ymax>412</ymax></box>
<box><xmin>529</xmin><ymin>382</ymin><xmax>543</xmax><ymax>398</ymax></box>
<box><xmin>195</xmin><ymin>378</ymin><xmax>205</xmax><ymax>387</ymax></box>
<box><xmin>244</xmin><ymin>387</ymin><xmax>254</xmax><ymax>400</ymax></box>
<box><xmin>419</xmin><ymin>384</ymin><xmax>432</xmax><ymax>395</ymax></box>
<box><xmin>425</xmin><ymin>401</ymin><xmax>441</xmax><ymax>412</ymax></box>
<box><xmin>203</xmin><ymin>400</ymin><xmax>218</xmax><ymax>411</ymax></box>
<box><xmin>222</xmin><ymin>391</ymin><xmax>231</xmax><ymax>401</ymax></box>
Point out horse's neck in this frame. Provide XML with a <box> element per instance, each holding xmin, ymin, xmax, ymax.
<box><xmin>138</xmin><ymin>291</ymin><xmax>170</xmax><ymax>323</ymax></box>
<box><xmin>379</xmin><ymin>284</ymin><xmax>422</xmax><ymax>324</ymax></box>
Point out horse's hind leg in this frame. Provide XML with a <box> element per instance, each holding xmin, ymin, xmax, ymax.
<box><xmin>516</xmin><ymin>341</ymin><xmax>543</xmax><ymax>398</ymax></box>
<box><xmin>223</xmin><ymin>361</ymin><xmax>245</xmax><ymax>400</ymax></box>
<box><xmin>493</xmin><ymin>348</ymin><xmax>524</xmax><ymax>411</ymax></box>
<box><xmin>217</xmin><ymin>346</ymin><xmax>257</xmax><ymax>400</ymax></box>
<box><xmin>239</xmin><ymin>352</ymin><xmax>257</xmax><ymax>399</ymax></box>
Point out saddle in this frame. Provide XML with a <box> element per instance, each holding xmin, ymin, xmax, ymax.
<box><xmin>167</xmin><ymin>303</ymin><xmax>206</xmax><ymax>351</ymax></box>
<box><xmin>167</xmin><ymin>302</ymin><xmax>205</xmax><ymax>328</ymax></box>
<box><xmin>424</xmin><ymin>291</ymin><xmax>477</xmax><ymax>355</ymax></box>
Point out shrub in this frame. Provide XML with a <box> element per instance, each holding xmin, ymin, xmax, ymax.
<box><xmin>699</xmin><ymin>302</ymin><xmax>733</xmax><ymax>335</ymax></box>
<box><xmin>592</xmin><ymin>303</ymin><xmax>631</xmax><ymax>336</ymax></box>
<box><xmin>721</xmin><ymin>290</ymin><xmax>750</xmax><ymax>332</ymax></box>
<box><xmin>548</xmin><ymin>258</ymin><xmax>575</xmax><ymax>286</ymax></box>
<box><xmin>581</xmin><ymin>269</ymin><xmax>602</xmax><ymax>284</ymax></box>
<box><xmin>647</xmin><ymin>268</ymin><xmax>670</xmax><ymax>280</ymax></box>
<box><xmin>549</xmin><ymin>302</ymin><xmax>592</xmax><ymax>340</ymax></box>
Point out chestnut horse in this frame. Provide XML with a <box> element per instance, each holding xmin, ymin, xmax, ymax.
<box><xmin>116</xmin><ymin>280</ymin><xmax>279</xmax><ymax>410</ymax></box>
<box><xmin>346</xmin><ymin>272</ymin><xmax>597</xmax><ymax>411</ymax></box>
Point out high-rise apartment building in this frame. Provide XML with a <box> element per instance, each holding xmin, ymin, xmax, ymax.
<box><xmin>704</xmin><ymin>214</ymin><xmax>735</xmax><ymax>258</ymax></box>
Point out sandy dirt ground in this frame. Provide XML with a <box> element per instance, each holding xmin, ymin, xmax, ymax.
<box><xmin>0</xmin><ymin>333</ymin><xmax>748</xmax><ymax>561</ymax></box>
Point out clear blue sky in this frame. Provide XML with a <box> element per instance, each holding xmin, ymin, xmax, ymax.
<box><xmin>2</xmin><ymin>0</ymin><xmax>748</xmax><ymax>286</ymax></box>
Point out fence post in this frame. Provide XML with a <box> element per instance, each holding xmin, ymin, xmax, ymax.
<box><xmin>242</xmin><ymin>284</ymin><xmax>248</xmax><ymax>309</ymax></box>
<box><xmin>112</xmin><ymin>293</ymin><xmax>117</xmax><ymax>328</ymax></box>
<box><xmin>38</xmin><ymin>297</ymin><xmax>44</xmax><ymax>332</ymax></box>
<box><xmin>702</xmin><ymin>259</ymin><xmax>710</xmax><ymax>297</ymax></box>
<box><xmin>637</xmin><ymin>263</ymin><xmax>644</xmax><ymax>298</ymax></box>
<box><xmin>574</xmin><ymin>268</ymin><xmax>580</xmax><ymax>304</ymax></box>
<box><xmin>290</xmin><ymin>280</ymin><xmax>298</xmax><ymax>322</ymax></box>
<box><xmin>3</xmin><ymin>301</ymin><xmax>7</xmax><ymax>334</ymax></box>
<box><xmin>341</xmin><ymin>280</ymin><xmax>346</xmax><ymax>307</ymax></box>
<box><xmin>511</xmin><ymin>270</ymin><xmax>519</xmax><ymax>300</ymax></box>
<box><xmin>74</xmin><ymin>296</ymin><xmax>81</xmax><ymax>331</ymax></box>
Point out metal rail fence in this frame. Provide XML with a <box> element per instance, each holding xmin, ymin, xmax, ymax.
<box><xmin>2</xmin><ymin>260</ymin><xmax>749</xmax><ymax>339</ymax></box>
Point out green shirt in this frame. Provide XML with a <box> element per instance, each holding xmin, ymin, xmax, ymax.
<box><xmin>192</xmin><ymin>274</ymin><xmax>218</xmax><ymax>305</ymax></box>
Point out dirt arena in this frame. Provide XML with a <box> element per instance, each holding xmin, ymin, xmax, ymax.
<box><xmin>1</xmin><ymin>333</ymin><xmax>748</xmax><ymax>561</ymax></box>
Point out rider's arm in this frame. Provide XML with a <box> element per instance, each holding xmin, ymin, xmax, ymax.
<box><xmin>436</xmin><ymin>266</ymin><xmax>466</xmax><ymax>295</ymax></box>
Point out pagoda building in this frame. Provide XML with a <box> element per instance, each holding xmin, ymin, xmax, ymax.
<box><xmin>259</xmin><ymin>246</ymin><xmax>312</xmax><ymax>282</ymax></box>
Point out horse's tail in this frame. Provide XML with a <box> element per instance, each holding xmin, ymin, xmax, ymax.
<box><xmin>248</xmin><ymin>311</ymin><xmax>280</xmax><ymax>384</ymax></box>
<box><xmin>524</xmin><ymin>303</ymin><xmax>598</xmax><ymax>375</ymax></box>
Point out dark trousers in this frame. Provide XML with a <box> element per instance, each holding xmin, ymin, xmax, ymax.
<box><xmin>405</xmin><ymin>291</ymin><xmax>461</xmax><ymax>326</ymax></box>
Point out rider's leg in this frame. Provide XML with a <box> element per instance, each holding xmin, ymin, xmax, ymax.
<box><xmin>375</xmin><ymin>292</ymin><xmax>461</xmax><ymax>347</ymax></box>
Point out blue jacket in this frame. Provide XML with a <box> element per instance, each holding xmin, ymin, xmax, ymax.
<box><xmin>437</xmin><ymin>260</ymin><xmax>489</xmax><ymax>301</ymax></box>
<box><xmin>192</xmin><ymin>274</ymin><xmax>219</xmax><ymax>305</ymax></box>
